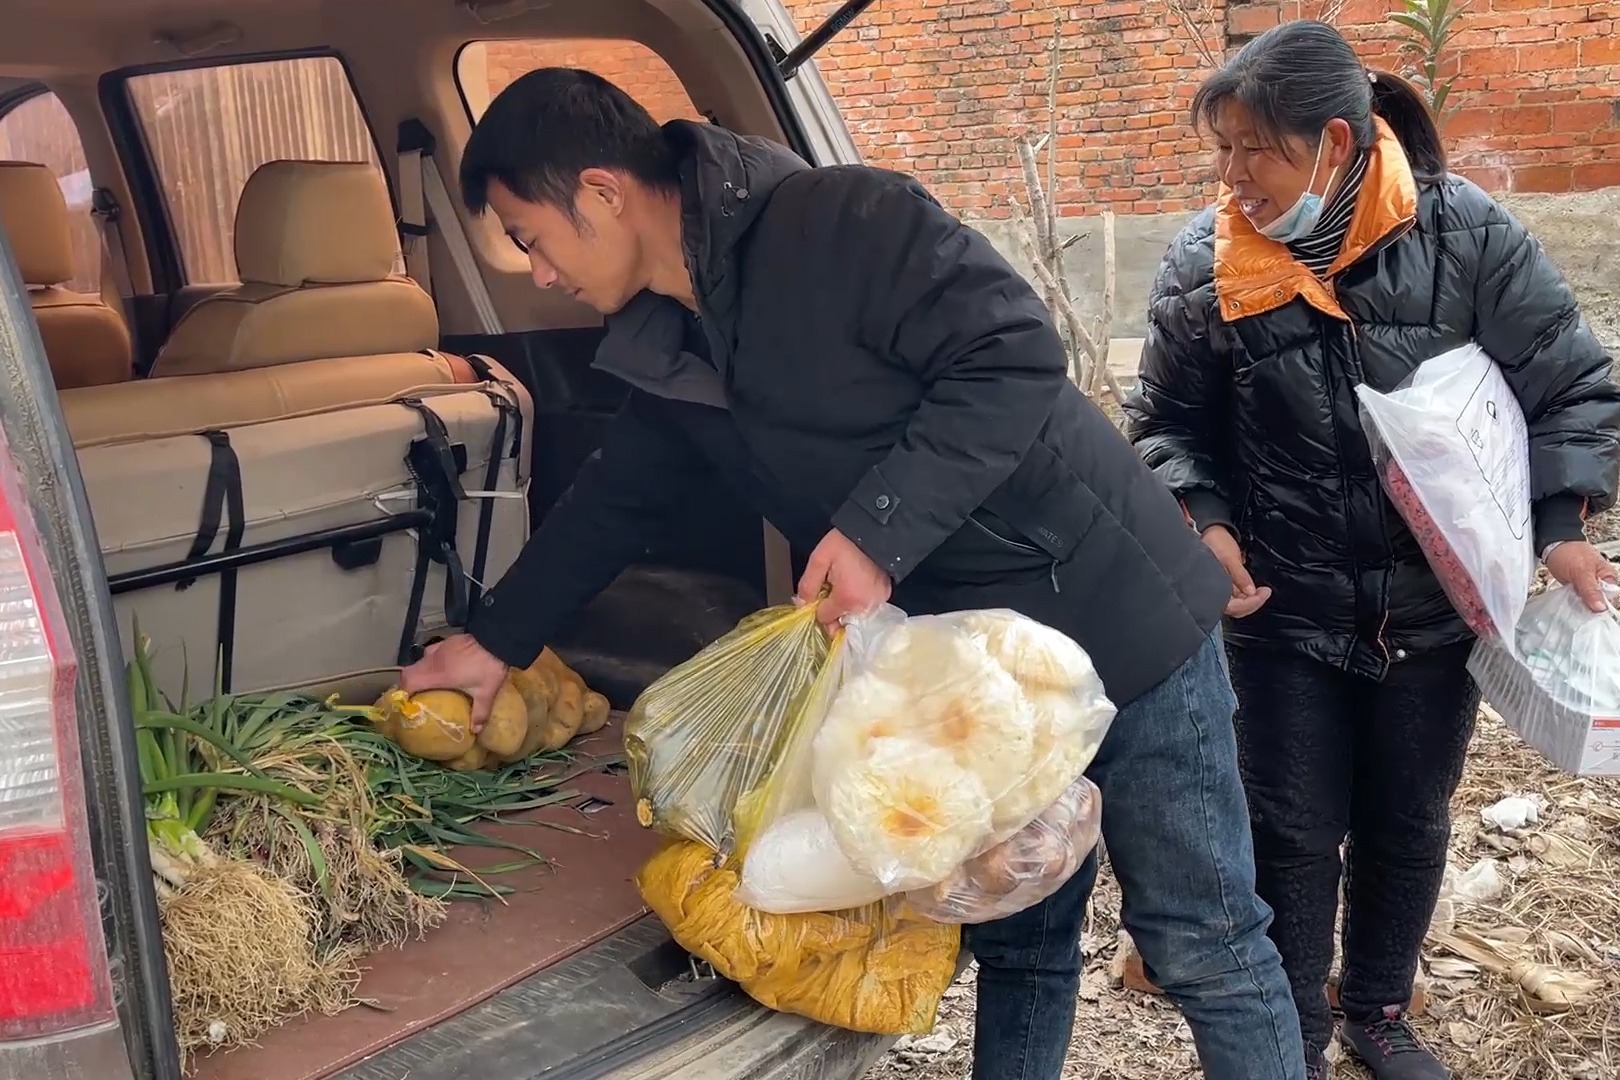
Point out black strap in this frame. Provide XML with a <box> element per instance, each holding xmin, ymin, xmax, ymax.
<box><xmin>396</xmin><ymin>398</ymin><xmax>470</xmax><ymax>658</ymax></box>
<box><xmin>177</xmin><ymin>431</ymin><xmax>244</xmax><ymax>691</ymax></box>
<box><xmin>467</xmin><ymin>386</ymin><xmax>520</xmax><ymax>608</ymax></box>
<box><xmin>464</xmin><ymin>353</ymin><xmax>523</xmax><ymax>459</ymax></box>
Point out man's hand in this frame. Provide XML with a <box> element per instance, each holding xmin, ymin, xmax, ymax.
<box><xmin>399</xmin><ymin>634</ymin><xmax>510</xmax><ymax>734</ymax></box>
<box><xmin>1545</xmin><ymin>540</ymin><xmax>1618</xmax><ymax>612</ymax></box>
<box><xmin>1201</xmin><ymin>524</ymin><xmax>1272</xmax><ymax>619</ymax></box>
<box><xmin>797</xmin><ymin>528</ymin><xmax>893</xmax><ymax>630</ymax></box>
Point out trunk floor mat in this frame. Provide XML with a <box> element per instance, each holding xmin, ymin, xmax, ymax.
<box><xmin>191</xmin><ymin>717</ymin><xmax>664</xmax><ymax>1080</ymax></box>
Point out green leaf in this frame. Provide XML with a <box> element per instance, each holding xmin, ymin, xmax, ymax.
<box><xmin>144</xmin><ymin>771</ymin><xmax>324</xmax><ymax>805</ymax></box>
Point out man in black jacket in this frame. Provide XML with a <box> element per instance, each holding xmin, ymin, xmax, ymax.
<box><xmin>403</xmin><ymin>68</ymin><xmax>1306</xmax><ymax>1080</ymax></box>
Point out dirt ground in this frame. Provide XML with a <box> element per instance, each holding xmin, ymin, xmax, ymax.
<box><xmin>1497</xmin><ymin>189</ymin><xmax>1620</xmax><ymax>354</ymax></box>
<box><xmin>864</xmin><ymin>188</ymin><xmax>1620</xmax><ymax>1080</ymax></box>
<box><xmin>864</xmin><ymin>715</ymin><xmax>1620</xmax><ymax>1080</ymax></box>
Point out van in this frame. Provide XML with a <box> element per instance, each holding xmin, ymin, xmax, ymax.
<box><xmin>0</xmin><ymin>0</ymin><xmax>915</xmax><ymax>1077</ymax></box>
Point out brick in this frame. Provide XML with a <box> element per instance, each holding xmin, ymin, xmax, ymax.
<box><xmin>474</xmin><ymin>2</ymin><xmax>1620</xmax><ymax>216</ymax></box>
<box><xmin>1573</xmin><ymin>161</ymin><xmax>1620</xmax><ymax>187</ymax></box>
<box><xmin>1227</xmin><ymin>1</ymin><xmax>1284</xmax><ymax>36</ymax></box>
<box><xmin>1515</xmin><ymin>163</ymin><xmax>1576</xmax><ymax>191</ymax></box>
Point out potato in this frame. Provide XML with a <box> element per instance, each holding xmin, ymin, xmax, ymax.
<box><xmin>541</xmin><ymin>676</ymin><xmax>586</xmax><ymax>752</ymax></box>
<box><xmin>580</xmin><ymin>691</ymin><xmax>611</xmax><ymax>737</ymax></box>
<box><xmin>376</xmin><ymin>688</ymin><xmax>476</xmax><ymax>762</ymax></box>
<box><xmin>474</xmin><ymin>681</ymin><xmax>530</xmax><ymax>759</ymax></box>
<box><xmin>445</xmin><ymin>744</ymin><xmax>492</xmax><ymax>771</ymax></box>
<box><xmin>501</xmin><ymin>666</ymin><xmax>558</xmax><ymax>763</ymax></box>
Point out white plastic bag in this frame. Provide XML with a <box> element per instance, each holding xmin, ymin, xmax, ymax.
<box><xmin>806</xmin><ymin>607</ymin><xmax>1117</xmax><ymax>894</ymax></box>
<box><xmin>900</xmin><ymin>774</ymin><xmax>1102</xmax><ymax>925</ymax></box>
<box><xmin>1468</xmin><ymin>583</ymin><xmax>1620</xmax><ymax>776</ymax></box>
<box><xmin>1355</xmin><ymin>343</ymin><xmax>1534</xmax><ymax>642</ymax></box>
<box><xmin>733</xmin><ymin>808</ymin><xmax>891</xmax><ymax>914</ymax></box>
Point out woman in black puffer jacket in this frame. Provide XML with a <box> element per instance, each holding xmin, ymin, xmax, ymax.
<box><xmin>1125</xmin><ymin>21</ymin><xmax>1620</xmax><ymax>1080</ymax></box>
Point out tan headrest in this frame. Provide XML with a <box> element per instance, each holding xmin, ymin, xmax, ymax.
<box><xmin>0</xmin><ymin>162</ymin><xmax>74</xmax><ymax>286</ymax></box>
<box><xmin>235</xmin><ymin>161</ymin><xmax>401</xmax><ymax>286</ymax></box>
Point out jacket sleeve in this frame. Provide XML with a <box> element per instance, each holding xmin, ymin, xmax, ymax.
<box><xmin>817</xmin><ymin>170</ymin><xmax>1069</xmax><ymax>583</ymax></box>
<box><xmin>466</xmin><ymin>390</ymin><xmax>711</xmax><ymax>667</ymax></box>
<box><xmin>1464</xmin><ymin>189</ymin><xmax>1620</xmax><ymax>550</ymax></box>
<box><xmin>1121</xmin><ymin>224</ymin><xmax>1233</xmax><ymax>533</ymax></box>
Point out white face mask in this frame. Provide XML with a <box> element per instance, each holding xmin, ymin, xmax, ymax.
<box><xmin>1255</xmin><ymin>134</ymin><xmax>1338</xmax><ymax>243</ymax></box>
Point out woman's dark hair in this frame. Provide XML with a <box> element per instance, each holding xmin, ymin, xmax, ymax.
<box><xmin>1190</xmin><ymin>20</ymin><xmax>1447</xmax><ymax>182</ymax></box>
<box><xmin>459</xmin><ymin>67</ymin><xmax>681</xmax><ymax>219</ymax></box>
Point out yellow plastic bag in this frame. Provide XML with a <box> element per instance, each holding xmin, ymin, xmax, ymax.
<box><xmin>637</xmin><ymin>840</ymin><xmax>960</xmax><ymax>1035</ymax></box>
<box><xmin>624</xmin><ymin>601</ymin><xmax>833</xmax><ymax>852</ymax></box>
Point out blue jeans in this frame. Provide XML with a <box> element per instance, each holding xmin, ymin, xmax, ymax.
<box><xmin>965</xmin><ymin>632</ymin><xmax>1305</xmax><ymax>1080</ymax></box>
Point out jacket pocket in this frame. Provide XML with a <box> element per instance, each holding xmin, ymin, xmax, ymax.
<box><xmin>979</xmin><ymin>439</ymin><xmax>1104</xmax><ymax>564</ymax></box>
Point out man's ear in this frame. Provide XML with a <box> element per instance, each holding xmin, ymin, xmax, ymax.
<box><xmin>1325</xmin><ymin>117</ymin><xmax>1357</xmax><ymax>169</ymax></box>
<box><xmin>577</xmin><ymin>168</ymin><xmax>626</xmax><ymax>216</ymax></box>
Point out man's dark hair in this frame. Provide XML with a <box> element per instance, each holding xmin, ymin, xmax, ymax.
<box><xmin>460</xmin><ymin>67</ymin><xmax>681</xmax><ymax>218</ymax></box>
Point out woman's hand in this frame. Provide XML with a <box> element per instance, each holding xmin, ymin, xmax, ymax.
<box><xmin>1201</xmin><ymin>525</ymin><xmax>1272</xmax><ymax>618</ymax></box>
<box><xmin>1544</xmin><ymin>540</ymin><xmax>1618</xmax><ymax>612</ymax></box>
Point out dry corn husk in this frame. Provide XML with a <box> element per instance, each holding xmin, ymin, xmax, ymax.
<box><xmin>1429</xmin><ymin>928</ymin><xmax>1603</xmax><ymax>1012</ymax></box>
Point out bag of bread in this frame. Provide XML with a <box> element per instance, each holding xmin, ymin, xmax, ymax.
<box><xmin>900</xmin><ymin>775</ymin><xmax>1102</xmax><ymax>924</ymax></box>
<box><xmin>731</xmin><ymin>604</ymin><xmax>1116</xmax><ymax>910</ymax></box>
<box><xmin>806</xmin><ymin>607</ymin><xmax>1115</xmax><ymax>894</ymax></box>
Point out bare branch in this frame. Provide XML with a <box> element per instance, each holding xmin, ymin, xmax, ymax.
<box><xmin>1158</xmin><ymin>0</ymin><xmax>1224</xmax><ymax>71</ymax></box>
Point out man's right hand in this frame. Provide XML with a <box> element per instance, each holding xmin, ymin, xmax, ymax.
<box><xmin>399</xmin><ymin>634</ymin><xmax>510</xmax><ymax>734</ymax></box>
<box><xmin>1201</xmin><ymin>525</ymin><xmax>1272</xmax><ymax>619</ymax></box>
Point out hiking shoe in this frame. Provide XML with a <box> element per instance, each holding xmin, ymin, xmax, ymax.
<box><xmin>1342</xmin><ymin>1007</ymin><xmax>1451</xmax><ymax>1079</ymax></box>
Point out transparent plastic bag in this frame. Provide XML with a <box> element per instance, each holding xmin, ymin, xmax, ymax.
<box><xmin>804</xmin><ymin>606</ymin><xmax>1116</xmax><ymax>894</ymax></box>
<box><xmin>637</xmin><ymin>840</ymin><xmax>960</xmax><ymax>1035</ymax></box>
<box><xmin>1355</xmin><ymin>343</ymin><xmax>1534</xmax><ymax>642</ymax></box>
<box><xmin>624</xmin><ymin>601</ymin><xmax>832</xmax><ymax>851</ymax></box>
<box><xmin>900</xmin><ymin>774</ymin><xmax>1102</xmax><ymax>924</ymax></box>
<box><xmin>1468</xmin><ymin>583</ymin><xmax>1620</xmax><ymax>776</ymax></box>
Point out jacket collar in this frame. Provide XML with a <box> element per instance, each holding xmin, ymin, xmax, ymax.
<box><xmin>592</xmin><ymin>122</ymin><xmax>810</xmax><ymax>406</ymax></box>
<box><xmin>1214</xmin><ymin>118</ymin><xmax>1418</xmax><ymax>323</ymax></box>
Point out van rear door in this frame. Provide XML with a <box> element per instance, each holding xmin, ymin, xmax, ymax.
<box><xmin>730</xmin><ymin>0</ymin><xmax>862</xmax><ymax>167</ymax></box>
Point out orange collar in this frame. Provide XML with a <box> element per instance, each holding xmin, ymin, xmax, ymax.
<box><xmin>1214</xmin><ymin>118</ymin><xmax>1418</xmax><ymax>324</ymax></box>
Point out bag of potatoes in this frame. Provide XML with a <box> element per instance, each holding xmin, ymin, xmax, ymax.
<box><xmin>372</xmin><ymin>648</ymin><xmax>611</xmax><ymax>771</ymax></box>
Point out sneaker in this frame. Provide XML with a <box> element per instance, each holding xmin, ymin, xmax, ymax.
<box><xmin>1305</xmin><ymin>1053</ymin><xmax>1330</xmax><ymax>1080</ymax></box>
<box><xmin>1342</xmin><ymin>1006</ymin><xmax>1452</xmax><ymax>1079</ymax></box>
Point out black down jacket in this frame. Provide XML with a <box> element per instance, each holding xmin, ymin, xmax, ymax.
<box><xmin>1124</xmin><ymin>126</ymin><xmax>1620</xmax><ymax>680</ymax></box>
<box><xmin>470</xmin><ymin>121</ymin><xmax>1231</xmax><ymax>706</ymax></box>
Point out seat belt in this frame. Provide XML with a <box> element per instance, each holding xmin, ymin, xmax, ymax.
<box><xmin>395</xmin><ymin>119</ymin><xmax>504</xmax><ymax>337</ymax></box>
<box><xmin>90</xmin><ymin>187</ymin><xmax>136</xmax><ymax>309</ymax></box>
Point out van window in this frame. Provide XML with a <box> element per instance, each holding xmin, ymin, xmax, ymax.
<box><xmin>457</xmin><ymin>40</ymin><xmax>702</xmax><ymax>124</ymax></box>
<box><xmin>126</xmin><ymin>57</ymin><xmax>385</xmax><ymax>285</ymax></box>
<box><xmin>0</xmin><ymin>91</ymin><xmax>101</xmax><ymax>293</ymax></box>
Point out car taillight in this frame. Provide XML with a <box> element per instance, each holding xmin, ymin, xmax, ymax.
<box><xmin>0</xmin><ymin>427</ymin><xmax>115</xmax><ymax>1041</ymax></box>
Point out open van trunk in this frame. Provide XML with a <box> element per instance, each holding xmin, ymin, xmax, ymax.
<box><xmin>0</xmin><ymin>0</ymin><xmax>907</xmax><ymax>1077</ymax></box>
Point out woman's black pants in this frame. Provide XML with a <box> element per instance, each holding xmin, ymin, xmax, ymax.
<box><xmin>1227</xmin><ymin>642</ymin><xmax>1480</xmax><ymax>1058</ymax></box>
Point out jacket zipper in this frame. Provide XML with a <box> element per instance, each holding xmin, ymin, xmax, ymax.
<box><xmin>968</xmin><ymin>515</ymin><xmax>1062</xmax><ymax>593</ymax></box>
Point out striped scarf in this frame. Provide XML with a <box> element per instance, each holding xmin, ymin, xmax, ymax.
<box><xmin>1286</xmin><ymin>148</ymin><xmax>1371</xmax><ymax>278</ymax></box>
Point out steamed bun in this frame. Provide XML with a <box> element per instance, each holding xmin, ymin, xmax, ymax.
<box><xmin>865</xmin><ymin>618</ymin><xmax>988</xmax><ymax>697</ymax></box>
<box><xmin>957</xmin><ymin>610</ymin><xmax>1098</xmax><ymax>694</ymax></box>
<box><xmin>822</xmin><ymin>737</ymin><xmax>994</xmax><ymax>891</ymax></box>
<box><xmin>811</xmin><ymin>673</ymin><xmax>913</xmax><ymax>794</ymax></box>
<box><xmin>908</xmin><ymin>659</ymin><xmax>1036</xmax><ymax>801</ymax></box>
<box><xmin>988</xmin><ymin>689</ymin><xmax>1112</xmax><ymax>834</ymax></box>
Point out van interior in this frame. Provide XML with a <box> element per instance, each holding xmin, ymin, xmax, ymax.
<box><xmin>0</xmin><ymin>0</ymin><xmax>845</xmax><ymax>1076</ymax></box>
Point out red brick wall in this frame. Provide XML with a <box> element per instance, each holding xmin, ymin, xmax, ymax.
<box><xmin>469</xmin><ymin>0</ymin><xmax>1620</xmax><ymax>216</ymax></box>
<box><xmin>474</xmin><ymin>40</ymin><xmax>704</xmax><ymax>124</ymax></box>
